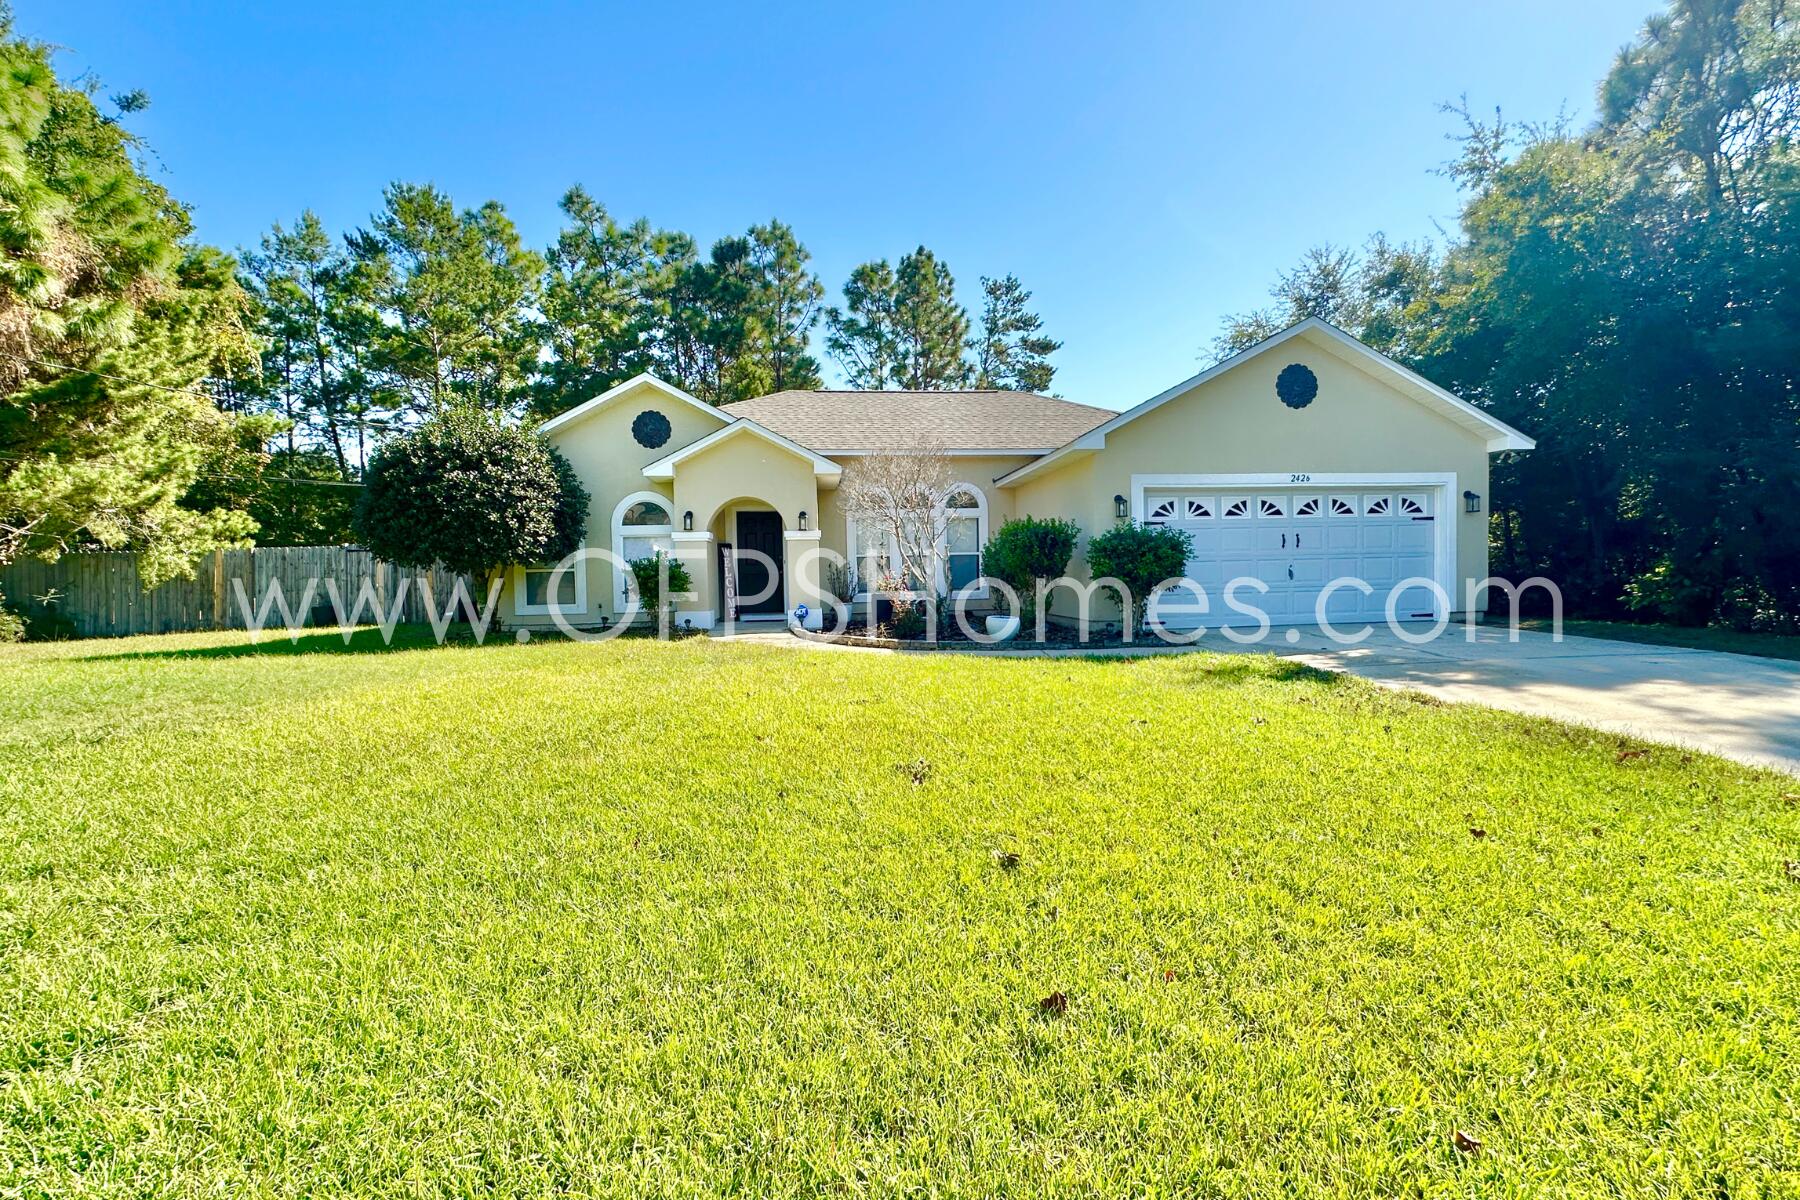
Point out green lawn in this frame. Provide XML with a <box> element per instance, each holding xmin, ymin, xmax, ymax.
<box><xmin>1517</xmin><ymin>617</ymin><xmax>1800</xmax><ymax>662</ymax></box>
<box><xmin>2</xmin><ymin>630</ymin><xmax>1796</xmax><ymax>1197</ymax></box>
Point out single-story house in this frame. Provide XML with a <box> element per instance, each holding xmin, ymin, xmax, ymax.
<box><xmin>501</xmin><ymin>317</ymin><xmax>1535</xmax><ymax>633</ymax></box>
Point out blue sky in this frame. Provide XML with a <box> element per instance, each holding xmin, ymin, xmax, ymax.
<box><xmin>23</xmin><ymin>1</ymin><xmax>1655</xmax><ymax>410</ymax></box>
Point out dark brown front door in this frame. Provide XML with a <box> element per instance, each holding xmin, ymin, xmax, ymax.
<box><xmin>735</xmin><ymin>511</ymin><xmax>784</xmax><ymax>615</ymax></box>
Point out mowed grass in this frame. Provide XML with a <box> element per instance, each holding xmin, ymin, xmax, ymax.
<box><xmin>1</xmin><ymin>630</ymin><xmax>1796</xmax><ymax>1198</ymax></box>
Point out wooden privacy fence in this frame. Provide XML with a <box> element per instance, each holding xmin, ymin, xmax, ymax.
<box><xmin>0</xmin><ymin>547</ymin><xmax>472</xmax><ymax>639</ymax></box>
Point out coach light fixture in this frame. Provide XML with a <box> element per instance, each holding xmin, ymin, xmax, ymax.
<box><xmin>1464</xmin><ymin>490</ymin><xmax>1481</xmax><ymax>514</ymax></box>
<box><xmin>1114</xmin><ymin>494</ymin><xmax>1128</xmax><ymax>520</ymax></box>
<box><xmin>798</xmin><ymin>510</ymin><xmax>808</xmax><ymax>531</ymax></box>
<box><xmin>682</xmin><ymin>509</ymin><xmax>693</xmax><ymax>531</ymax></box>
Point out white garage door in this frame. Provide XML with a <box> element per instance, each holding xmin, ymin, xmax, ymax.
<box><xmin>1145</xmin><ymin>488</ymin><xmax>1440</xmax><ymax>629</ymax></box>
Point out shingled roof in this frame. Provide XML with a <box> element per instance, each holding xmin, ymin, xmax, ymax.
<box><xmin>720</xmin><ymin>390</ymin><xmax>1116</xmax><ymax>454</ymax></box>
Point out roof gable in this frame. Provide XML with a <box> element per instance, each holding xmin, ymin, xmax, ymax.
<box><xmin>996</xmin><ymin>319</ymin><xmax>1534</xmax><ymax>487</ymax></box>
<box><xmin>641</xmin><ymin>418</ymin><xmax>843</xmax><ymax>483</ymax></box>
<box><xmin>537</xmin><ymin>373</ymin><xmax>727</xmax><ymax>436</ymax></box>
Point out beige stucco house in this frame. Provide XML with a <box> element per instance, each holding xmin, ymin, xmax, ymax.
<box><xmin>501</xmin><ymin>318</ymin><xmax>1534</xmax><ymax>633</ymax></box>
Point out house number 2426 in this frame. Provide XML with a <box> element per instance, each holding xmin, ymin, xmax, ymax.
<box><xmin>1289</xmin><ymin>473</ymin><xmax>1312</xmax><ymax>483</ymax></box>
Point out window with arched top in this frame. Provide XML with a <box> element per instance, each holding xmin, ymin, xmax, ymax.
<box><xmin>843</xmin><ymin>484</ymin><xmax>989</xmax><ymax>599</ymax></box>
<box><xmin>612</xmin><ymin>492</ymin><xmax>675</xmax><ymax>606</ymax></box>
<box><xmin>945</xmin><ymin>487</ymin><xmax>985</xmax><ymax>595</ymax></box>
<box><xmin>622</xmin><ymin>500</ymin><xmax>671</xmax><ymax>526</ymax></box>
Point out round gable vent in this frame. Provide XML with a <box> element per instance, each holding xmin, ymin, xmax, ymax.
<box><xmin>632</xmin><ymin>409</ymin><xmax>672</xmax><ymax>448</ymax></box>
<box><xmin>1276</xmin><ymin>363</ymin><xmax>1318</xmax><ymax>410</ymax></box>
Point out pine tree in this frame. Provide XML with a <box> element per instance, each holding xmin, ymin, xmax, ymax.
<box><xmin>534</xmin><ymin>186</ymin><xmax>673</xmax><ymax>417</ymax></box>
<box><xmin>347</xmin><ymin>184</ymin><xmax>543</xmax><ymax>416</ymax></box>
<box><xmin>974</xmin><ymin>274</ymin><xmax>1060</xmax><ymax>392</ymax></box>
<box><xmin>0</xmin><ymin>20</ymin><xmax>259</xmax><ymax>586</ymax></box>
<box><xmin>240</xmin><ymin>212</ymin><xmax>376</xmax><ymax>476</ymax></box>
<box><xmin>745</xmin><ymin>220</ymin><xmax>824</xmax><ymax>392</ymax></box>
<box><xmin>825</xmin><ymin>260</ymin><xmax>901</xmax><ymax>389</ymax></box>
<box><xmin>892</xmin><ymin>247</ymin><xmax>971</xmax><ymax>389</ymax></box>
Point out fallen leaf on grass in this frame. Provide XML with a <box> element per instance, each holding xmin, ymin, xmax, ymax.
<box><xmin>1162</xmin><ymin>969</ymin><xmax>1177</xmax><ymax>983</ymax></box>
<box><xmin>993</xmin><ymin>849</ymin><xmax>1021</xmax><ymax>871</ymax></box>
<box><xmin>1038</xmin><ymin>991</ymin><xmax>1070</xmax><ymax>1016</ymax></box>
<box><xmin>1469</xmin><ymin>827</ymin><xmax>1487</xmax><ymax>839</ymax></box>
<box><xmin>897</xmin><ymin>759</ymin><xmax>932</xmax><ymax>785</ymax></box>
<box><xmin>1452</xmin><ymin>1129</ymin><xmax>1483</xmax><ymax>1154</ymax></box>
<box><xmin>1590</xmin><ymin>826</ymin><xmax>1604</xmax><ymax>837</ymax></box>
<box><xmin>1616</xmin><ymin>749</ymin><xmax>1648</xmax><ymax>763</ymax></box>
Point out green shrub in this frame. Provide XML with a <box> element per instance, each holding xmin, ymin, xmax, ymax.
<box><xmin>890</xmin><ymin>597</ymin><xmax>929</xmax><ymax>640</ymax></box>
<box><xmin>354</xmin><ymin>410</ymin><xmax>590</xmax><ymax>579</ymax></box>
<box><xmin>983</xmin><ymin>515</ymin><xmax>1080</xmax><ymax>623</ymax></box>
<box><xmin>628</xmin><ymin>553</ymin><xmax>694</xmax><ymax>623</ymax></box>
<box><xmin>1085</xmin><ymin>521</ymin><xmax>1194</xmax><ymax>633</ymax></box>
<box><xmin>0</xmin><ymin>589</ymin><xmax>23</xmax><ymax>644</ymax></box>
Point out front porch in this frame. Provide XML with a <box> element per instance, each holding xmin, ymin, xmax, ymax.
<box><xmin>643</xmin><ymin>419</ymin><xmax>840</xmax><ymax>632</ymax></box>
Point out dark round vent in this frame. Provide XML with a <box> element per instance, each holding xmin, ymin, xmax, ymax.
<box><xmin>632</xmin><ymin>409</ymin><xmax>672</xmax><ymax>448</ymax></box>
<box><xmin>1276</xmin><ymin>363</ymin><xmax>1318</xmax><ymax>410</ymax></box>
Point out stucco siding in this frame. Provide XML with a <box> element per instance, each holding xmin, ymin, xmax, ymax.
<box><xmin>503</xmin><ymin>380</ymin><xmax>727</xmax><ymax>626</ymax></box>
<box><xmin>1009</xmin><ymin>344</ymin><xmax>1493</xmax><ymax>625</ymax></box>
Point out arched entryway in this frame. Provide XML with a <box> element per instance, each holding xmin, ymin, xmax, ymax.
<box><xmin>707</xmin><ymin>499</ymin><xmax>788</xmax><ymax>621</ymax></box>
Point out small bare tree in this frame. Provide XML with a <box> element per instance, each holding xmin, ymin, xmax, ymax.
<box><xmin>838</xmin><ymin>439</ymin><xmax>955</xmax><ymax>597</ymax></box>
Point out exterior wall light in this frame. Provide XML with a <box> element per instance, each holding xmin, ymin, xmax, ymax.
<box><xmin>683</xmin><ymin>510</ymin><xmax>694</xmax><ymax>531</ymax></box>
<box><xmin>1114</xmin><ymin>494</ymin><xmax>1128</xmax><ymax>520</ymax></box>
<box><xmin>1464</xmin><ymin>490</ymin><xmax>1481</xmax><ymax>514</ymax></box>
<box><xmin>798</xmin><ymin>510</ymin><xmax>808</xmax><ymax>531</ymax></box>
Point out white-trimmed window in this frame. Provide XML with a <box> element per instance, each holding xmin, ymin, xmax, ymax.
<box><xmin>514</xmin><ymin>548</ymin><xmax>588</xmax><ymax>616</ymax></box>
<box><xmin>612</xmin><ymin>491</ymin><xmax>675</xmax><ymax>605</ymax></box>
<box><xmin>945</xmin><ymin>487</ymin><xmax>985</xmax><ymax>596</ymax></box>
<box><xmin>845</xmin><ymin>483</ymin><xmax>988</xmax><ymax>598</ymax></box>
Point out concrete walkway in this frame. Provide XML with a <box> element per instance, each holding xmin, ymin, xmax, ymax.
<box><xmin>748</xmin><ymin>624</ymin><xmax>1800</xmax><ymax>774</ymax></box>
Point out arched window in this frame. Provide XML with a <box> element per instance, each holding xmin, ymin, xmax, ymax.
<box><xmin>945</xmin><ymin>486</ymin><xmax>987</xmax><ymax>596</ymax></box>
<box><xmin>622</xmin><ymin>500</ymin><xmax>670</xmax><ymax>526</ymax></box>
<box><xmin>842</xmin><ymin>484</ymin><xmax>989</xmax><ymax>599</ymax></box>
<box><xmin>611</xmin><ymin>491</ymin><xmax>675</xmax><ymax>606</ymax></box>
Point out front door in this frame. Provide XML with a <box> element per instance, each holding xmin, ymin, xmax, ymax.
<box><xmin>734</xmin><ymin>511</ymin><xmax>785</xmax><ymax>615</ymax></box>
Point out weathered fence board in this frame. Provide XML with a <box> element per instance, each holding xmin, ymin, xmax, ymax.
<box><xmin>0</xmin><ymin>547</ymin><xmax>471</xmax><ymax>639</ymax></box>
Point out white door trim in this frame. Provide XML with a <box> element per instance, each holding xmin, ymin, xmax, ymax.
<box><xmin>1130</xmin><ymin>472</ymin><xmax>1458</xmax><ymax>610</ymax></box>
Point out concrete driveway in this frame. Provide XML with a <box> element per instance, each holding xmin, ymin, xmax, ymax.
<box><xmin>1254</xmin><ymin>624</ymin><xmax>1800</xmax><ymax>774</ymax></box>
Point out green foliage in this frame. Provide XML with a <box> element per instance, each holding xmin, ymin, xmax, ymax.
<box><xmin>626</xmin><ymin>552</ymin><xmax>694</xmax><ymax>618</ymax></box>
<box><xmin>346</xmin><ymin>183</ymin><xmax>544</xmax><ymax>417</ymax></box>
<box><xmin>1085</xmin><ymin>521</ymin><xmax>1195</xmax><ymax>632</ymax></box>
<box><xmin>533</xmin><ymin>198</ymin><xmax>824</xmax><ymax>414</ymax></box>
<box><xmin>1</xmin><ymin>634</ymin><xmax>1793</xmax><ymax>1194</ymax></box>
<box><xmin>828</xmin><ymin>250</ymin><xmax>1058</xmax><ymax>392</ymax></box>
<box><xmin>237</xmin><ymin>211</ymin><xmax>378</xmax><ymax>477</ymax></box>
<box><xmin>1216</xmin><ymin>0</ymin><xmax>1800</xmax><ymax>629</ymax></box>
<box><xmin>353</xmin><ymin>410</ymin><xmax>589</xmax><ymax>579</ymax></box>
<box><xmin>827</xmin><ymin>247</ymin><xmax>974</xmax><ymax>389</ymax></box>
<box><xmin>0</xmin><ymin>589</ymin><xmax>21</xmax><ymax>643</ymax></box>
<box><xmin>0</xmin><ymin>23</ymin><xmax>259</xmax><ymax>586</ymax></box>
<box><xmin>533</xmin><ymin>187</ymin><xmax>679</xmax><ymax>416</ymax></box>
<box><xmin>983</xmin><ymin>515</ymin><xmax>1080</xmax><ymax>620</ymax></box>
<box><xmin>975</xmin><ymin>274</ymin><xmax>1061</xmax><ymax>393</ymax></box>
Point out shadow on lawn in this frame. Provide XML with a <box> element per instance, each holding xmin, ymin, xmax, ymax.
<box><xmin>1160</xmin><ymin>653</ymin><xmax>1348</xmax><ymax>689</ymax></box>
<box><xmin>85</xmin><ymin>625</ymin><xmax>506</xmax><ymax>661</ymax></box>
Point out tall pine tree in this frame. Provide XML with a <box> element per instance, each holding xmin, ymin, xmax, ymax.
<box><xmin>974</xmin><ymin>274</ymin><xmax>1060</xmax><ymax>392</ymax></box>
<box><xmin>347</xmin><ymin>184</ymin><xmax>543</xmax><ymax>417</ymax></box>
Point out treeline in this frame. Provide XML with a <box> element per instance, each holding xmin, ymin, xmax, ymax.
<box><xmin>217</xmin><ymin>185</ymin><xmax>1061</xmax><ymax>542</ymax></box>
<box><xmin>1217</xmin><ymin>0</ymin><xmax>1800</xmax><ymax>630</ymax></box>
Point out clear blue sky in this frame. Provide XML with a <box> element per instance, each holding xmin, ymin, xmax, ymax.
<box><xmin>23</xmin><ymin>0</ymin><xmax>1654</xmax><ymax>410</ymax></box>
